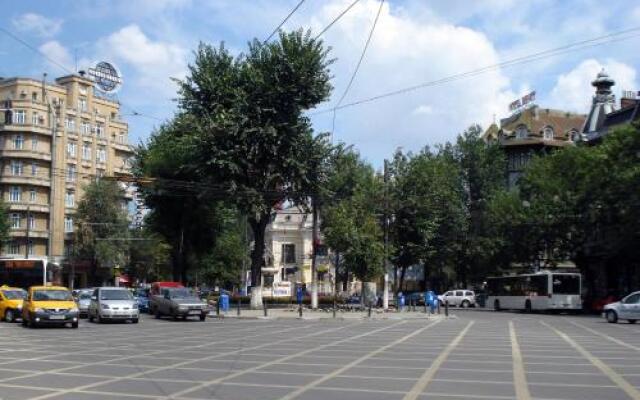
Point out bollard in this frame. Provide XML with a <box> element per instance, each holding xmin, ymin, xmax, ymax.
<box><xmin>237</xmin><ymin>298</ymin><xmax>241</xmax><ymax>316</ymax></box>
<box><xmin>437</xmin><ymin>300</ymin><xmax>441</xmax><ymax>314</ymax></box>
<box><xmin>333</xmin><ymin>298</ymin><xmax>336</xmax><ymax>319</ymax></box>
<box><xmin>263</xmin><ymin>299</ymin><xmax>268</xmax><ymax>317</ymax></box>
<box><xmin>216</xmin><ymin>298</ymin><xmax>221</xmax><ymax>318</ymax></box>
<box><xmin>424</xmin><ymin>301</ymin><xmax>428</xmax><ymax>314</ymax></box>
<box><xmin>298</xmin><ymin>303</ymin><xmax>303</xmax><ymax>318</ymax></box>
<box><xmin>445</xmin><ymin>300</ymin><xmax>449</xmax><ymax>317</ymax></box>
<box><xmin>368</xmin><ymin>303</ymin><xmax>372</xmax><ymax>318</ymax></box>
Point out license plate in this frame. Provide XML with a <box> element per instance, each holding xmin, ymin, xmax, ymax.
<box><xmin>49</xmin><ymin>315</ymin><xmax>65</xmax><ymax>320</ymax></box>
<box><xmin>188</xmin><ymin>310</ymin><xmax>201</xmax><ymax>315</ymax></box>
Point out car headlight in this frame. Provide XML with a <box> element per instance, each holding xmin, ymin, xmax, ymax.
<box><xmin>69</xmin><ymin>307</ymin><xmax>79</xmax><ymax>312</ymax></box>
<box><xmin>101</xmin><ymin>304</ymin><xmax>110</xmax><ymax>309</ymax></box>
<box><xmin>132</xmin><ymin>303</ymin><xmax>139</xmax><ymax>309</ymax></box>
<box><xmin>178</xmin><ymin>305</ymin><xmax>188</xmax><ymax>310</ymax></box>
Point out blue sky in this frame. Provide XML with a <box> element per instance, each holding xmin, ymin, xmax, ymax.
<box><xmin>2</xmin><ymin>0</ymin><xmax>639</xmax><ymax>167</ymax></box>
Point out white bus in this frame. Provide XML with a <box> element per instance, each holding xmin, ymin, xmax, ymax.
<box><xmin>486</xmin><ymin>271</ymin><xmax>582</xmax><ymax>312</ymax></box>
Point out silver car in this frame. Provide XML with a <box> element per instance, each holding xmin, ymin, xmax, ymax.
<box><xmin>603</xmin><ymin>291</ymin><xmax>640</xmax><ymax>324</ymax></box>
<box><xmin>73</xmin><ymin>289</ymin><xmax>93</xmax><ymax>318</ymax></box>
<box><xmin>88</xmin><ymin>287</ymin><xmax>139</xmax><ymax>324</ymax></box>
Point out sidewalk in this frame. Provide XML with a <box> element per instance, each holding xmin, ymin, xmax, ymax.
<box><xmin>208</xmin><ymin>308</ymin><xmax>455</xmax><ymax>320</ymax></box>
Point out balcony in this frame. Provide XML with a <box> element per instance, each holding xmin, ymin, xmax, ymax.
<box><xmin>0</xmin><ymin>149</ymin><xmax>51</xmax><ymax>161</ymax></box>
<box><xmin>9</xmin><ymin>229</ymin><xmax>49</xmax><ymax>239</ymax></box>
<box><xmin>0</xmin><ymin>123</ymin><xmax>52</xmax><ymax>135</ymax></box>
<box><xmin>0</xmin><ymin>175</ymin><xmax>51</xmax><ymax>187</ymax></box>
<box><xmin>5</xmin><ymin>203</ymin><xmax>50</xmax><ymax>213</ymax></box>
<box><xmin>113</xmin><ymin>142</ymin><xmax>133</xmax><ymax>153</ymax></box>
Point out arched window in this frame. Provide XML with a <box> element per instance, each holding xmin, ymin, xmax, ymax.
<box><xmin>543</xmin><ymin>127</ymin><xmax>554</xmax><ymax>140</ymax></box>
<box><xmin>515</xmin><ymin>125</ymin><xmax>528</xmax><ymax>139</ymax></box>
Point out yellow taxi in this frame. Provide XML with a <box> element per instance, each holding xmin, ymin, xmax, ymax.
<box><xmin>0</xmin><ymin>285</ymin><xmax>27</xmax><ymax>323</ymax></box>
<box><xmin>22</xmin><ymin>286</ymin><xmax>79</xmax><ymax>328</ymax></box>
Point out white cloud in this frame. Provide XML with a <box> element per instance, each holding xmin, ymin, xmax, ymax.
<box><xmin>549</xmin><ymin>59</ymin><xmax>638</xmax><ymax>113</ymax></box>
<box><xmin>12</xmin><ymin>13</ymin><xmax>62</xmax><ymax>38</ymax></box>
<box><xmin>305</xmin><ymin>0</ymin><xmax>516</xmax><ymax>161</ymax></box>
<box><xmin>95</xmin><ymin>24</ymin><xmax>188</xmax><ymax>96</ymax></box>
<box><xmin>38</xmin><ymin>41</ymin><xmax>74</xmax><ymax>72</ymax></box>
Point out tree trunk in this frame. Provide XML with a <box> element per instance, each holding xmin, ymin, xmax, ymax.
<box><xmin>310</xmin><ymin>199</ymin><xmax>319</xmax><ymax>309</ymax></box>
<box><xmin>398</xmin><ymin>266</ymin><xmax>406</xmax><ymax>294</ymax></box>
<box><xmin>249</xmin><ymin>212</ymin><xmax>270</xmax><ymax>309</ymax></box>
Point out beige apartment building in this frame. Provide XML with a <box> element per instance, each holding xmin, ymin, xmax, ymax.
<box><xmin>0</xmin><ymin>73</ymin><xmax>133</xmax><ymax>287</ymax></box>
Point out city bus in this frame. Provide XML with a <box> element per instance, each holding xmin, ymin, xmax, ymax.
<box><xmin>486</xmin><ymin>271</ymin><xmax>582</xmax><ymax>312</ymax></box>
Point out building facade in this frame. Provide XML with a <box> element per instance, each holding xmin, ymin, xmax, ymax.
<box><xmin>0</xmin><ymin>74</ymin><xmax>133</xmax><ymax>287</ymax></box>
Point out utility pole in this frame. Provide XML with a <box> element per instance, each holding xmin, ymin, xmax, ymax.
<box><xmin>383</xmin><ymin>159</ymin><xmax>389</xmax><ymax>310</ymax></box>
<box><xmin>310</xmin><ymin>196</ymin><xmax>319</xmax><ymax>310</ymax></box>
<box><xmin>24</xmin><ymin>204</ymin><xmax>31</xmax><ymax>259</ymax></box>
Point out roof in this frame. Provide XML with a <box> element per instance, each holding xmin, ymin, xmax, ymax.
<box><xmin>499</xmin><ymin>106</ymin><xmax>585</xmax><ymax>141</ymax></box>
<box><xmin>29</xmin><ymin>286</ymin><xmax>69</xmax><ymax>291</ymax></box>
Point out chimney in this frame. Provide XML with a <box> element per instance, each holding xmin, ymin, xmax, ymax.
<box><xmin>620</xmin><ymin>90</ymin><xmax>639</xmax><ymax>109</ymax></box>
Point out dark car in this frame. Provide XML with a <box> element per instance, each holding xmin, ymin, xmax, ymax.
<box><xmin>406</xmin><ymin>292</ymin><xmax>425</xmax><ymax>306</ymax></box>
<box><xmin>134</xmin><ymin>292</ymin><xmax>150</xmax><ymax>313</ymax></box>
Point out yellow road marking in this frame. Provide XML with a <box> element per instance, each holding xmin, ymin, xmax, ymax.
<box><xmin>509</xmin><ymin>321</ymin><xmax>532</xmax><ymax>400</ymax></box>
<box><xmin>568</xmin><ymin>320</ymin><xmax>640</xmax><ymax>352</ymax></box>
<box><xmin>402</xmin><ymin>320</ymin><xmax>475</xmax><ymax>400</ymax></box>
<box><xmin>541</xmin><ymin>321</ymin><xmax>640</xmax><ymax>400</ymax></box>
<box><xmin>279</xmin><ymin>319</ymin><xmax>443</xmax><ymax>400</ymax></box>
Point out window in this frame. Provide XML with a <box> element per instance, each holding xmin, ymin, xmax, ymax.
<box><xmin>28</xmin><ymin>214</ymin><xmax>35</xmax><ymax>230</ymax></box>
<box><xmin>31</xmin><ymin>135</ymin><xmax>38</xmax><ymax>151</ymax></box>
<box><xmin>118</xmin><ymin>133</ymin><xmax>125</xmax><ymax>143</ymax></box>
<box><xmin>13</xmin><ymin>134</ymin><xmax>24</xmax><ymax>149</ymax></box>
<box><xmin>82</xmin><ymin>144</ymin><xmax>91</xmax><ymax>160</ymax></box>
<box><xmin>543</xmin><ymin>127</ymin><xmax>554</xmax><ymax>140</ymax></box>
<box><xmin>282</xmin><ymin>244</ymin><xmax>296</xmax><ymax>264</ymax></box>
<box><xmin>31</xmin><ymin>92</ymin><xmax>37</xmax><ymax>102</ymax></box>
<box><xmin>64</xmin><ymin>216</ymin><xmax>73</xmax><ymax>233</ymax></box>
<box><xmin>31</xmin><ymin>112</ymin><xmax>39</xmax><ymax>125</ymax></box>
<box><xmin>27</xmin><ymin>241</ymin><xmax>34</xmax><ymax>256</ymax></box>
<box><xmin>10</xmin><ymin>161</ymin><xmax>23</xmax><ymax>176</ymax></box>
<box><xmin>515</xmin><ymin>126</ymin><xmax>528</xmax><ymax>139</ymax></box>
<box><xmin>78</xmin><ymin>98</ymin><xmax>87</xmax><ymax>112</ymax></box>
<box><xmin>551</xmin><ymin>274</ymin><xmax>580</xmax><ymax>295</ymax></box>
<box><xmin>624</xmin><ymin>293</ymin><xmax>640</xmax><ymax>304</ymax></box>
<box><xmin>29</xmin><ymin>188</ymin><xmax>37</xmax><ymax>203</ymax></box>
<box><xmin>9</xmin><ymin>186</ymin><xmax>21</xmax><ymax>202</ymax></box>
<box><xmin>10</xmin><ymin>213</ymin><xmax>21</xmax><ymax>229</ymax></box>
<box><xmin>96</xmin><ymin>123</ymin><xmax>104</xmax><ymax>138</ymax></box>
<box><xmin>67</xmin><ymin>141</ymin><xmax>77</xmax><ymax>158</ymax></box>
<box><xmin>8</xmin><ymin>242</ymin><xmax>20</xmax><ymax>255</ymax></box>
<box><xmin>81</xmin><ymin>121</ymin><xmax>91</xmax><ymax>135</ymax></box>
<box><xmin>455</xmin><ymin>290</ymin><xmax>464</xmax><ymax>296</ymax></box>
<box><xmin>66</xmin><ymin>164</ymin><xmax>76</xmax><ymax>182</ymax></box>
<box><xmin>65</xmin><ymin>118</ymin><xmax>75</xmax><ymax>132</ymax></box>
<box><xmin>12</xmin><ymin>110</ymin><xmax>25</xmax><ymax>124</ymax></box>
<box><xmin>65</xmin><ymin>191</ymin><xmax>75</xmax><ymax>207</ymax></box>
<box><xmin>96</xmin><ymin>146</ymin><xmax>106</xmax><ymax>163</ymax></box>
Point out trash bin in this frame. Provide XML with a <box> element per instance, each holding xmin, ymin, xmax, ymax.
<box><xmin>398</xmin><ymin>293</ymin><xmax>405</xmax><ymax>311</ymax></box>
<box><xmin>220</xmin><ymin>293</ymin><xmax>229</xmax><ymax>312</ymax></box>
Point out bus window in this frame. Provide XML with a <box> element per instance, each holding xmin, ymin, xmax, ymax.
<box><xmin>529</xmin><ymin>275</ymin><xmax>548</xmax><ymax>296</ymax></box>
<box><xmin>552</xmin><ymin>275</ymin><xmax>580</xmax><ymax>294</ymax></box>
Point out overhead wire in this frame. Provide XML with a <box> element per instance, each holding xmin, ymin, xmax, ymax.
<box><xmin>312</xmin><ymin>26</ymin><xmax>640</xmax><ymax>116</ymax></box>
<box><xmin>331</xmin><ymin>0</ymin><xmax>384</xmax><ymax>138</ymax></box>
<box><xmin>314</xmin><ymin>0</ymin><xmax>360</xmax><ymax>40</ymax></box>
<box><xmin>263</xmin><ymin>0</ymin><xmax>306</xmax><ymax>43</ymax></box>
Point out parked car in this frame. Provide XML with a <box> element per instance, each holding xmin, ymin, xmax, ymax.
<box><xmin>21</xmin><ymin>286</ymin><xmax>79</xmax><ymax>328</ymax></box>
<box><xmin>88</xmin><ymin>287</ymin><xmax>139</xmax><ymax>324</ymax></box>
<box><xmin>73</xmin><ymin>289</ymin><xmax>94</xmax><ymax>318</ymax></box>
<box><xmin>134</xmin><ymin>291</ymin><xmax>150</xmax><ymax>313</ymax></box>
<box><xmin>0</xmin><ymin>285</ymin><xmax>27</xmax><ymax>322</ymax></box>
<box><xmin>406</xmin><ymin>292</ymin><xmax>425</xmax><ymax>306</ymax></box>
<box><xmin>153</xmin><ymin>287</ymin><xmax>208</xmax><ymax>321</ymax></box>
<box><xmin>438</xmin><ymin>290</ymin><xmax>476</xmax><ymax>308</ymax></box>
<box><xmin>603</xmin><ymin>291</ymin><xmax>640</xmax><ymax>324</ymax></box>
<box><xmin>148</xmin><ymin>281</ymin><xmax>184</xmax><ymax>315</ymax></box>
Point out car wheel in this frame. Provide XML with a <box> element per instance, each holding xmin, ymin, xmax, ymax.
<box><xmin>5</xmin><ymin>309</ymin><xmax>14</xmax><ymax>323</ymax></box>
<box><xmin>88</xmin><ymin>313</ymin><xmax>94</xmax><ymax>323</ymax></box>
<box><xmin>132</xmin><ymin>318</ymin><xmax>139</xmax><ymax>324</ymax></box>
<box><xmin>28</xmin><ymin>316</ymin><xmax>36</xmax><ymax>328</ymax></box>
<box><xmin>200</xmin><ymin>314</ymin><xmax>206</xmax><ymax>321</ymax></box>
<box><xmin>494</xmin><ymin>299</ymin><xmax>501</xmax><ymax>311</ymax></box>
<box><xmin>154</xmin><ymin>309</ymin><xmax>161</xmax><ymax>319</ymax></box>
<box><xmin>461</xmin><ymin>300</ymin><xmax>470</xmax><ymax>308</ymax></box>
<box><xmin>525</xmin><ymin>300</ymin><xmax>532</xmax><ymax>313</ymax></box>
<box><xmin>96</xmin><ymin>314</ymin><xmax>102</xmax><ymax>324</ymax></box>
<box><xmin>606</xmin><ymin>310</ymin><xmax>618</xmax><ymax>323</ymax></box>
<box><xmin>71</xmin><ymin>321</ymin><xmax>79</xmax><ymax>329</ymax></box>
<box><xmin>629</xmin><ymin>319</ymin><xmax>637</xmax><ymax>324</ymax></box>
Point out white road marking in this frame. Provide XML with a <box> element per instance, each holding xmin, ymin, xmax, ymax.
<box><xmin>402</xmin><ymin>320</ymin><xmax>475</xmax><ymax>400</ymax></box>
<box><xmin>278</xmin><ymin>320</ymin><xmax>443</xmax><ymax>400</ymax></box>
<box><xmin>541</xmin><ymin>320</ymin><xmax>640</xmax><ymax>400</ymax></box>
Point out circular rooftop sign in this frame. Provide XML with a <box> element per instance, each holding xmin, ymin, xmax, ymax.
<box><xmin>88</xmin><ymin>61</ymin><xmax>122</xmax><ymax>93</ymax></box>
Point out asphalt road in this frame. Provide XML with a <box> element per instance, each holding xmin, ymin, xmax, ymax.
<box><xmin>0</xmin><ymin>311</ymin><xmax>638</xmax><ymax>400</ymax></box>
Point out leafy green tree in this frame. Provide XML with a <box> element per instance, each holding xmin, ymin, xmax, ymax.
<box><xmin>0</xmin><ymin>199</ymin><xmax>9</xmax><ymax>246</ymax></box>
<box><xmin>127</xmin><ymin>228</ymin><xmax>172</xmax><ymax>282</ymax></box>
<box><xmin>73</xmin><ymin>180</ymin><xmax>130</xmax><ymax>286</ymax></box>
<box><xmin>176</xmin><ymin>31</ymin><xmax>334</xmax><ymax>306</ymax></box>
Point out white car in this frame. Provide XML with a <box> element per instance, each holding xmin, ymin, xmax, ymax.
<box><xmin>603</xmin><ymin>291</ymin><xmax>640</xmax><ymax>324</ymax></box>
<box><xmin>438</xmin><ymin>290</ymin><xmax>476</xmax><ymax>308</ymax></box>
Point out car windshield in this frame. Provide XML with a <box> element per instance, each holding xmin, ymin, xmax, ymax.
<box><xmin>78</xmin><ymin>293</ymin><xmax>92</xmax><ymax>300</ymax></box>
<box><xmin>2</xmin><ymin>289</ymin><xmax>27</xmax><ymax>300</ymax></box>
<box><xmin>168</xmin><ymin>288</ymin><xmax>195</xmax><ymax>299</ymax></box>
<box><xmin>33</xmin><ymin>290</ymin><xmax>73</xmax><ymax>301</ymax></box>
<box><xmin>552</xmin><ymin>275</ymin><xmax>580</xmax><ymax>295</ymax></box>
<box><xmin>100</xmin><ymin>290</ymin><xmax>133</xmax><ymax>301</ymax></box>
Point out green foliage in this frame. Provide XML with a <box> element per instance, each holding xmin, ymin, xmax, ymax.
<box><xmin>0</xmin><ymin>198</ymin><xmax>9</xmax><ymax>246</ymax></box>
<box><xmin>127</xmin><ymin>229</ymin><xmax>172</xmax><ymax>282</ymax></box>
<box><xmin>73</xmin><ymin>180</ymin><xmax>130</xmax><ymax>284</ymax></box>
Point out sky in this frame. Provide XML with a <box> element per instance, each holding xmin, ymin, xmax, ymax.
<box><xmin>2</xmin><ymin>0</ymin><xmax>639</xmax><ymax>167</ymax></box>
